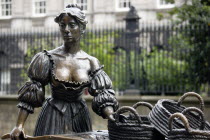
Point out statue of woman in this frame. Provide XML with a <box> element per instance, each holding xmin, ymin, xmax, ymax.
<box><xmin>10</xmin><ymin>4</ymin><xmax>118</xmax><ymax>139</ymax></box>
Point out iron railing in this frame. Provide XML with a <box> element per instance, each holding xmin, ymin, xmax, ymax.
<box><xmin>0</xmin><ymin>22</ymin><xmax>209</xmax><ymax>95</ymax></box>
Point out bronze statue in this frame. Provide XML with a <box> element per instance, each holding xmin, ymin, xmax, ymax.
<box><xmin>9</xmin><ymin>4</ymin><xmax>118</xmax><ymax>140</ymax></box>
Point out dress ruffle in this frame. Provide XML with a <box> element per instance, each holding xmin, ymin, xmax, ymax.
<box><xmin>89</xmin><ymin>67</ymin><xmax>119</xmax><ymax>118</ymax></box>
<box><xmin>17</xmin><ymin>51</ymin><xmax>50</xmax><ymax>113</ymax></box>
<box><xmin>17</xmin><ymin>102</ymin><xmax>34</xmax><ymax>113</ymax></box>
<box><xmin>27</xmin><ymin>51</ymin><xmax>50</xmax><ymax>85</ymax></box>
<box><xmin>92</xmin><ymin>90</ymin><xmax>119</xmax><ymax>118</ymax></box>
<box><xmin>88</xmin><ymin>68</ymin><xmax>112</xmax><ymax>96</ymax></box>
<box><xmin>45</xmin><ymin>50</ymin><xmax>90</xmax><ymax>86</ymax></box>
<box><xmin>17</xmin><ymin>81</ymin><xmax>45</xmax><ymax>113</ymax></box>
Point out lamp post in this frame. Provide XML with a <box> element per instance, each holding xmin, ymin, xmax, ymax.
<box><xmin>124</xmin><ymin>6</ymin><xmax>141</xmax><ymax>94</ymax></box>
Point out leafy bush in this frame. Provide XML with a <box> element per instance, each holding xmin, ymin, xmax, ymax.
<box><xmin>158</xmin><ymin>0</ymin><xmax>210</xmax><ymax>94</ymax></box>
<box><xmin>81</xmin><ymin>31</ymin><xmax>127</xmax><ymax>90</ymax></box>
<box><xmin>139</xmin><ymin>47</ymin><xmax>191</xmax><ymax>93</ymax></box>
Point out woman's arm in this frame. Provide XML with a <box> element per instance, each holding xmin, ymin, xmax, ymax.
<box><xmin>88</xmin><ymin>57</ymin><xmax>119</xmax><ymax>120</ymax></box>
<box><xmin>10</xmin><ymin>51</ymin><xmax>50</xmax><ymax>139</ymax></box>
<box><xmin>16</xmin><ymin>109</ymin><xmax>29</xmax><ymax>129</ymax></box>
<box><xmin>10</xmin><ymin>81</ymin><xmax>45</xmax><ymax>140</ymax></box>
<box><xmin>10</xmin><ymin>109</ymin><xmax>29</xmax><ymax>140</ymax></box>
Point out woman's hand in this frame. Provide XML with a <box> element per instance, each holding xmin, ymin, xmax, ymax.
<box><xmin>103</xmin><ymin>106</ymin><xmax>115</xmax><ymax>121</ymax></box>
<box><xmin>10</xmin><ymin>126</ymin><xmax>25</xmax><ymax>140</ymax></box>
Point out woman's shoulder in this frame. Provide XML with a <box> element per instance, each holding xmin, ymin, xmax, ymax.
<box><xmin>31</xmin><ymin>51</ymin><xmax>50</xmax><ymax>63</ymax></box>
<box><xmin>28</xmin><ymin>51</ymin><xmax>51</xmax><ymax>83</ymax></box>
<box><xmin>47</xmin><ymin>46</ymin><xmax>63</xmax><ymax>54</ymax></box>
<box><xmin>80</xmin><ymin>51</ymin><xmax>98</xmax><ymax>61</ymax></box>
<box><xmin>30</xmin><ymin>46</ymin><xmax>61</xmax><ymax>60</ymax></box>
<box><xmin>80</xmin><ymin>51</ymin><xmax>100</xmax><ymax>70</ymax></box>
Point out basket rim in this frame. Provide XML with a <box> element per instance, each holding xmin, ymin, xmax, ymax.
<box><xmin>108</xmin><ymin>120</ymin><xmax>155</xmax><ymax>128</ymax></box>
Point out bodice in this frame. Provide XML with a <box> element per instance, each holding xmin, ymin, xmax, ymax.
<box><xmin>17</xmin><ymin>50</ymin><xmax>119</xmax><ymax>117</ymax></box>
<box><xmin>44</xmin><ymin>50</ymin><xmax>91</xmax><ymax>101</ymax></box>
<box><xmin>51</xmin><ymin>53</ymin><xmax>91</xmax><ymax>82</ymax></box>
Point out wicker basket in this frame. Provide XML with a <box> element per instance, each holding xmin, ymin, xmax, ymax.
<box><xmin>126</xmin><ymin>102</ymin><xmax>153</xmax><ymax>124</ymax></box>
<box><xmin>148</xmin><ymin>92</ymin><xmax>210</xmax><ymax>137</ymax></box>
<box><xmin>108</xmin><ymin>106</ymin><xmax>154</xmax><ymax>140</ymax></box>
<box><xmin>167</xmin><ymin>110</ymin><xmax>210</xmax><ymax>140</ymax></box>
<box><xmin>182</xmin><ymin>107</ymin><xmax>206</xmax><ymax>131</ymax></box>
<box><xmin>131</xmin><ymin>101</ymin><xmax>165</xmax><ymax>140</ymax></box>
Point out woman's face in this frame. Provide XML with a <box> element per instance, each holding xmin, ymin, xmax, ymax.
<box><xmin>59</xmin><ymin>14</ymin><xmax>81</xmax><ymax>43</ymax></box>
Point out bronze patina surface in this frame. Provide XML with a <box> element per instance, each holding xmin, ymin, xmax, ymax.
<box><xmin>7</xmin><ymin>4</ymin><xmax>118</xmax><ymax>140</ymax></box>
<box><xmin>2</xmin><ymin>130</ymin><xmax>109</xmax><ymax>140</ymax></box>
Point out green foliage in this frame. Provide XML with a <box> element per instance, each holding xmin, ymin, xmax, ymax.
<box><xmin>171</xmin><ymin>0</ymin><xmax>210</xmax><ymax>24</ymax></box>
<box><xmin>157</xmin><ymin>12</ymin><xmax>164</xmax><ymax>21</ymax></box>
<box><xmin>159</xmin><ymin>0</ymin><xmax>210</xmax><ymax>92</ymax></box>
<box><xmin>174</xmin><ymin>0</ymin><xmax>209</xmax><ymax>89</ymax></box>
<box><xmin>81</xmin><ymin>31</ymin><xmax>127</xmax><ymax>90</ymax></box>
<box><xmin>165</xmin><ymin>0</ymin><xmax>175</xmax><ymax>3</ymax></box>
<box><xmin>160</xmin><ymin>0</ymin><xmax>210</xmax><ymax>23</ymax></box>
<box><xmin>169</xmin><ymin>28</ymin><xmax>210</xmax><ymax>91</ymax></box>
<box><xmin>139</xmin><ymin>47</ymin><xmax>190</xmax><ymax>92</ymax></box>
<box><xmin>168</xmin><ymin>34</ymin><xmax>193</xmax><ymax>60</ymax></box>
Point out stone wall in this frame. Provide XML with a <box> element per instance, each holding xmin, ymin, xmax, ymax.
<box><xmin>1</xmin><ymin>0</ymin><xmax>185</xmax><ymax>29</ymax></box>
<box><xmin>0</xmin><ymin>95</ymin><xmax>210</xmax><ymax>137</ymax></box>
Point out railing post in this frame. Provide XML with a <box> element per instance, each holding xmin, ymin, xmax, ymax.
<box><xmin>124</xmin><ymin>6</ymin><xmax>141</xmax><ymax>94</ymax></box>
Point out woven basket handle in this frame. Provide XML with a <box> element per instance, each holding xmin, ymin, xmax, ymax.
<box><xmin>132</xmin><ymin>101</ymin><xmax>153</xmax><ymax>110</ymax></box>
<box><xmin>169</xmin><ymin>113</ymin><xmax>191</xmax><ymax>132</ymax></box>
<box><xmin>115</xmin><ymin>106</ymin><xmax>142</xmax><ymax>123</ymax></box>
<box><xmin>182</xmin><ymin>107</ymin><xmax>205</xmax><ymax>130</ymax></box>
<box><xmin>178</xmin><ymin>92</ymin><xmax>204</xmax><ymax>111</ymax></box>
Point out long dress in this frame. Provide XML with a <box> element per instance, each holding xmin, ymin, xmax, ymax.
<box><xmin>17</xmin><ymin>50</ymin><xmax>119</xmax><ymax>136</ymax></box>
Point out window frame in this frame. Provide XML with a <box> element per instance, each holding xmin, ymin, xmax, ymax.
<box><xmin>0</xmin><ymin>0</ymin><xmax>12</xmax><ymax>19</ymax></box>
<box><xmin>157</xmin><ymin>0</ymin><xmax>175</xmax><ymax>9</ymax></box>
<box><xmin>32</xmin><ymin>0</ymin><xmax>46</xmax><ymax>17</ymax></box>
<box><xmin>0</xmin><ymin>69</ymin><xmax>11</xmax><ymax>95</ymax></box>
<box><xmin>116</xmin><ymin>0</ymin><xmax>131</xmax><ymax>12</ymax></box>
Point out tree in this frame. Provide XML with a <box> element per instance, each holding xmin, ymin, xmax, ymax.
<box><xmin>165</xmin><ymin>0</ymin><xmax>210</xmax><ymax>93</ymax></box>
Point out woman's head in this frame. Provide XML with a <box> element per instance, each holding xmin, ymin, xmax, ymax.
<box><xmin>55</xmin><ymin>4</ymin><xmax>88</xmax><ymax>35</ymax></box>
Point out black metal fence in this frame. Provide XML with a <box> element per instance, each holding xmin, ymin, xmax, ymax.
<box><xmin>0</xmin><ymin>22</ymin><xmax>209</xmax><ymax>95</ymax></box>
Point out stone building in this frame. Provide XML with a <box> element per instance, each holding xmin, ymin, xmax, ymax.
<box><xmin>0</xmin><ymin>0</ymin><xmax>183</xmax><ymax>29</ymax></box>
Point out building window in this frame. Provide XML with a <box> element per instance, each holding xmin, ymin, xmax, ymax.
<box><xmin>160</xmin><ymin>0</ymin><xmax>171</xmax><ymax>5</ymax></box>
<box><xmin>119</xmin><ymin>0</ymin><xmax>130</xmax><ymax>9</ymax></box>
<box><xmin>116</xmin><ymin>0</ymin><xmax>131</xmax><ymax>11</ymax></box>
<box><xmin>76</xmin><ymin>0</ymin><xmax>87</xmax><ymax>11</ymax></box>
<box><xmin>34</xmin><ymin>0</ymin><xmax>46</xmax><ymax>16</ymax></box>
<box><xmin>0</xmin><ymin>0</ymin><xmax>12</xmax><ymax>17</ymax></box>
<box><xmin>0</xmin><ymin>69</ymin><xmax>11</xmax><ymax>94</ymax></box>
<box><xmin>157</xmin><ymin>0</ymin><xmax>175</xmax><ymax>9</ymax></box>
<box><xmin>64</xmin><ymin>0</ymin><xmax>88</xmax><ymax>11</ymax></box>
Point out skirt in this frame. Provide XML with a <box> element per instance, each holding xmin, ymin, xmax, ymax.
<box><xmin>33</xmin><ymin>97</ymin><xmax>92</xmax><ymax>136</ymax></box>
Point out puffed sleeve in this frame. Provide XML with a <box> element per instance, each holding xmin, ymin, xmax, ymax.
<box><xmin>17</xmin><ymin>51</ymin><xmax>50</xmax><ymax>113</ymax></box>
<box><xmin>89</xmin><ymin>66</ymin><xmax>119</xmax><ymax>118</ymax></box>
